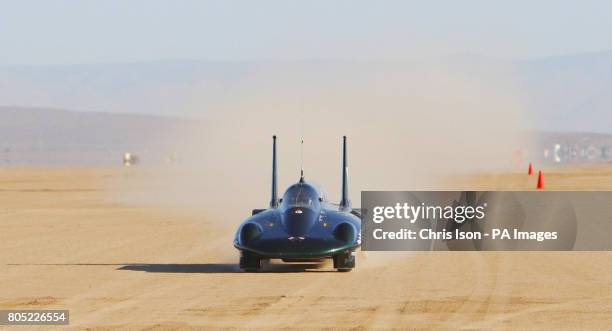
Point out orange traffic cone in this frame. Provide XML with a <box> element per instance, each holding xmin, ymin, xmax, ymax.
<box><xmin>528</xmin><ymin>163</ymin><xmax>533</xmax><ymax>175</ymax></box>
<box><xmin>537</xmin><ymin>171</ymin><xmax>544</xmax><ymax>189</ymax></box>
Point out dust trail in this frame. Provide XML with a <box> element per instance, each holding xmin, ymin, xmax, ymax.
<box><xmin>111</xmin><ymin>59</ymin><xmax>531</xmax><ymax>223</ymax></box>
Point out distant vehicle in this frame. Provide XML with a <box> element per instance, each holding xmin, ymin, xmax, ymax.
<box><xmin>123</xmin><ymin>152</ymin><xmax>139</xmax><ymax>166</ymax></box>
<box><xmin>234</xmin><ymin>136</ymin><xmax>362</xmax><ymax>272</ymax></box>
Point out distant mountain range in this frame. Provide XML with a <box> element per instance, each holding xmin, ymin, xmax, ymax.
<box><xmin>0</xmin><ymin>106</ymin><xmax>200</xmax><ymax>165</ymax></box>
<box><xmin>1</xmin><ymin>54</ymin><xmax>612</xmax><ymax>165</ymax></box>
<box><xmin>0</xmin><ymin>53</ymin><xmax>611</xmax><ymax>133</ymax></box>
<box><xmin>0</xmin><ymin>106</ymin><xmax>611</xmax><ymax>166</ymax></box>
<box><xmin>514</xmin><ymin>51</ymin><xmax>612</xmax><ymax>133</ymax></box>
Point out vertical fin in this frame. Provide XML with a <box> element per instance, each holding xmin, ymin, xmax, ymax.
<box><xmin>270</xmin><ymin>135</ymin><xmax>279</xmax><ymax>208</ymax></box>
<box><xmin>299</xmin><ymin>138</ymin><xmax>305</xmax><ymax>182</ymax></box>
<box><xmin>339</xmin><ymin>136</ymin><xmax>351</xmax><ymax>210</ymax></box>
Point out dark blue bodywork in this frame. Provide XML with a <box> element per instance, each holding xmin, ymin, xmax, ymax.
<box><xmin>234</xmin><ymin>181</ymin><xmax>361</xmax><ymax>258</ymax></box>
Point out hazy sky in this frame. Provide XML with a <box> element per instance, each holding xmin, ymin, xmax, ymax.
<box><xmin>1</xmin><ymin>0</ymin><xmax>611</xmax><ymax>65</ymax></box>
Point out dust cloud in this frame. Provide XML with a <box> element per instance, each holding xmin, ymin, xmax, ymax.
<box><xmin>114</xmin><ymin>60</ymin><xmax>531</xmax><ymax>223</ymax></box>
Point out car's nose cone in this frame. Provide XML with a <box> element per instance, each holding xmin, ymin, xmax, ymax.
<box><xmin>281</xmin><ymin>207</ymin><xmax>318</xmax><ymax>237</ymax></box>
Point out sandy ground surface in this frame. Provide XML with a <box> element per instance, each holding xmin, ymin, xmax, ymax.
<box><xmin>0</xmin><ymin>166</ymin><xmax>611</xmax><ymax>330</ymax></box>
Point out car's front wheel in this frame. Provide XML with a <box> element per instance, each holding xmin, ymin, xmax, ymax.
<box><xmin>239</xmin><ymin>250</ymin><xmax>262</xmax><ymax>271</ymax></box>
<box><xmin>333</xmin><ymin>251</ymin><xmax>355</xmax><ymax>272</ymax></box>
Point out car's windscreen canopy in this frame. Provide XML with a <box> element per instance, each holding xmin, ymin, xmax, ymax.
<box><xmin>281</xmin><ymin>183</ymin><xmax>321</xmax><ymax>210</ymax></box>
